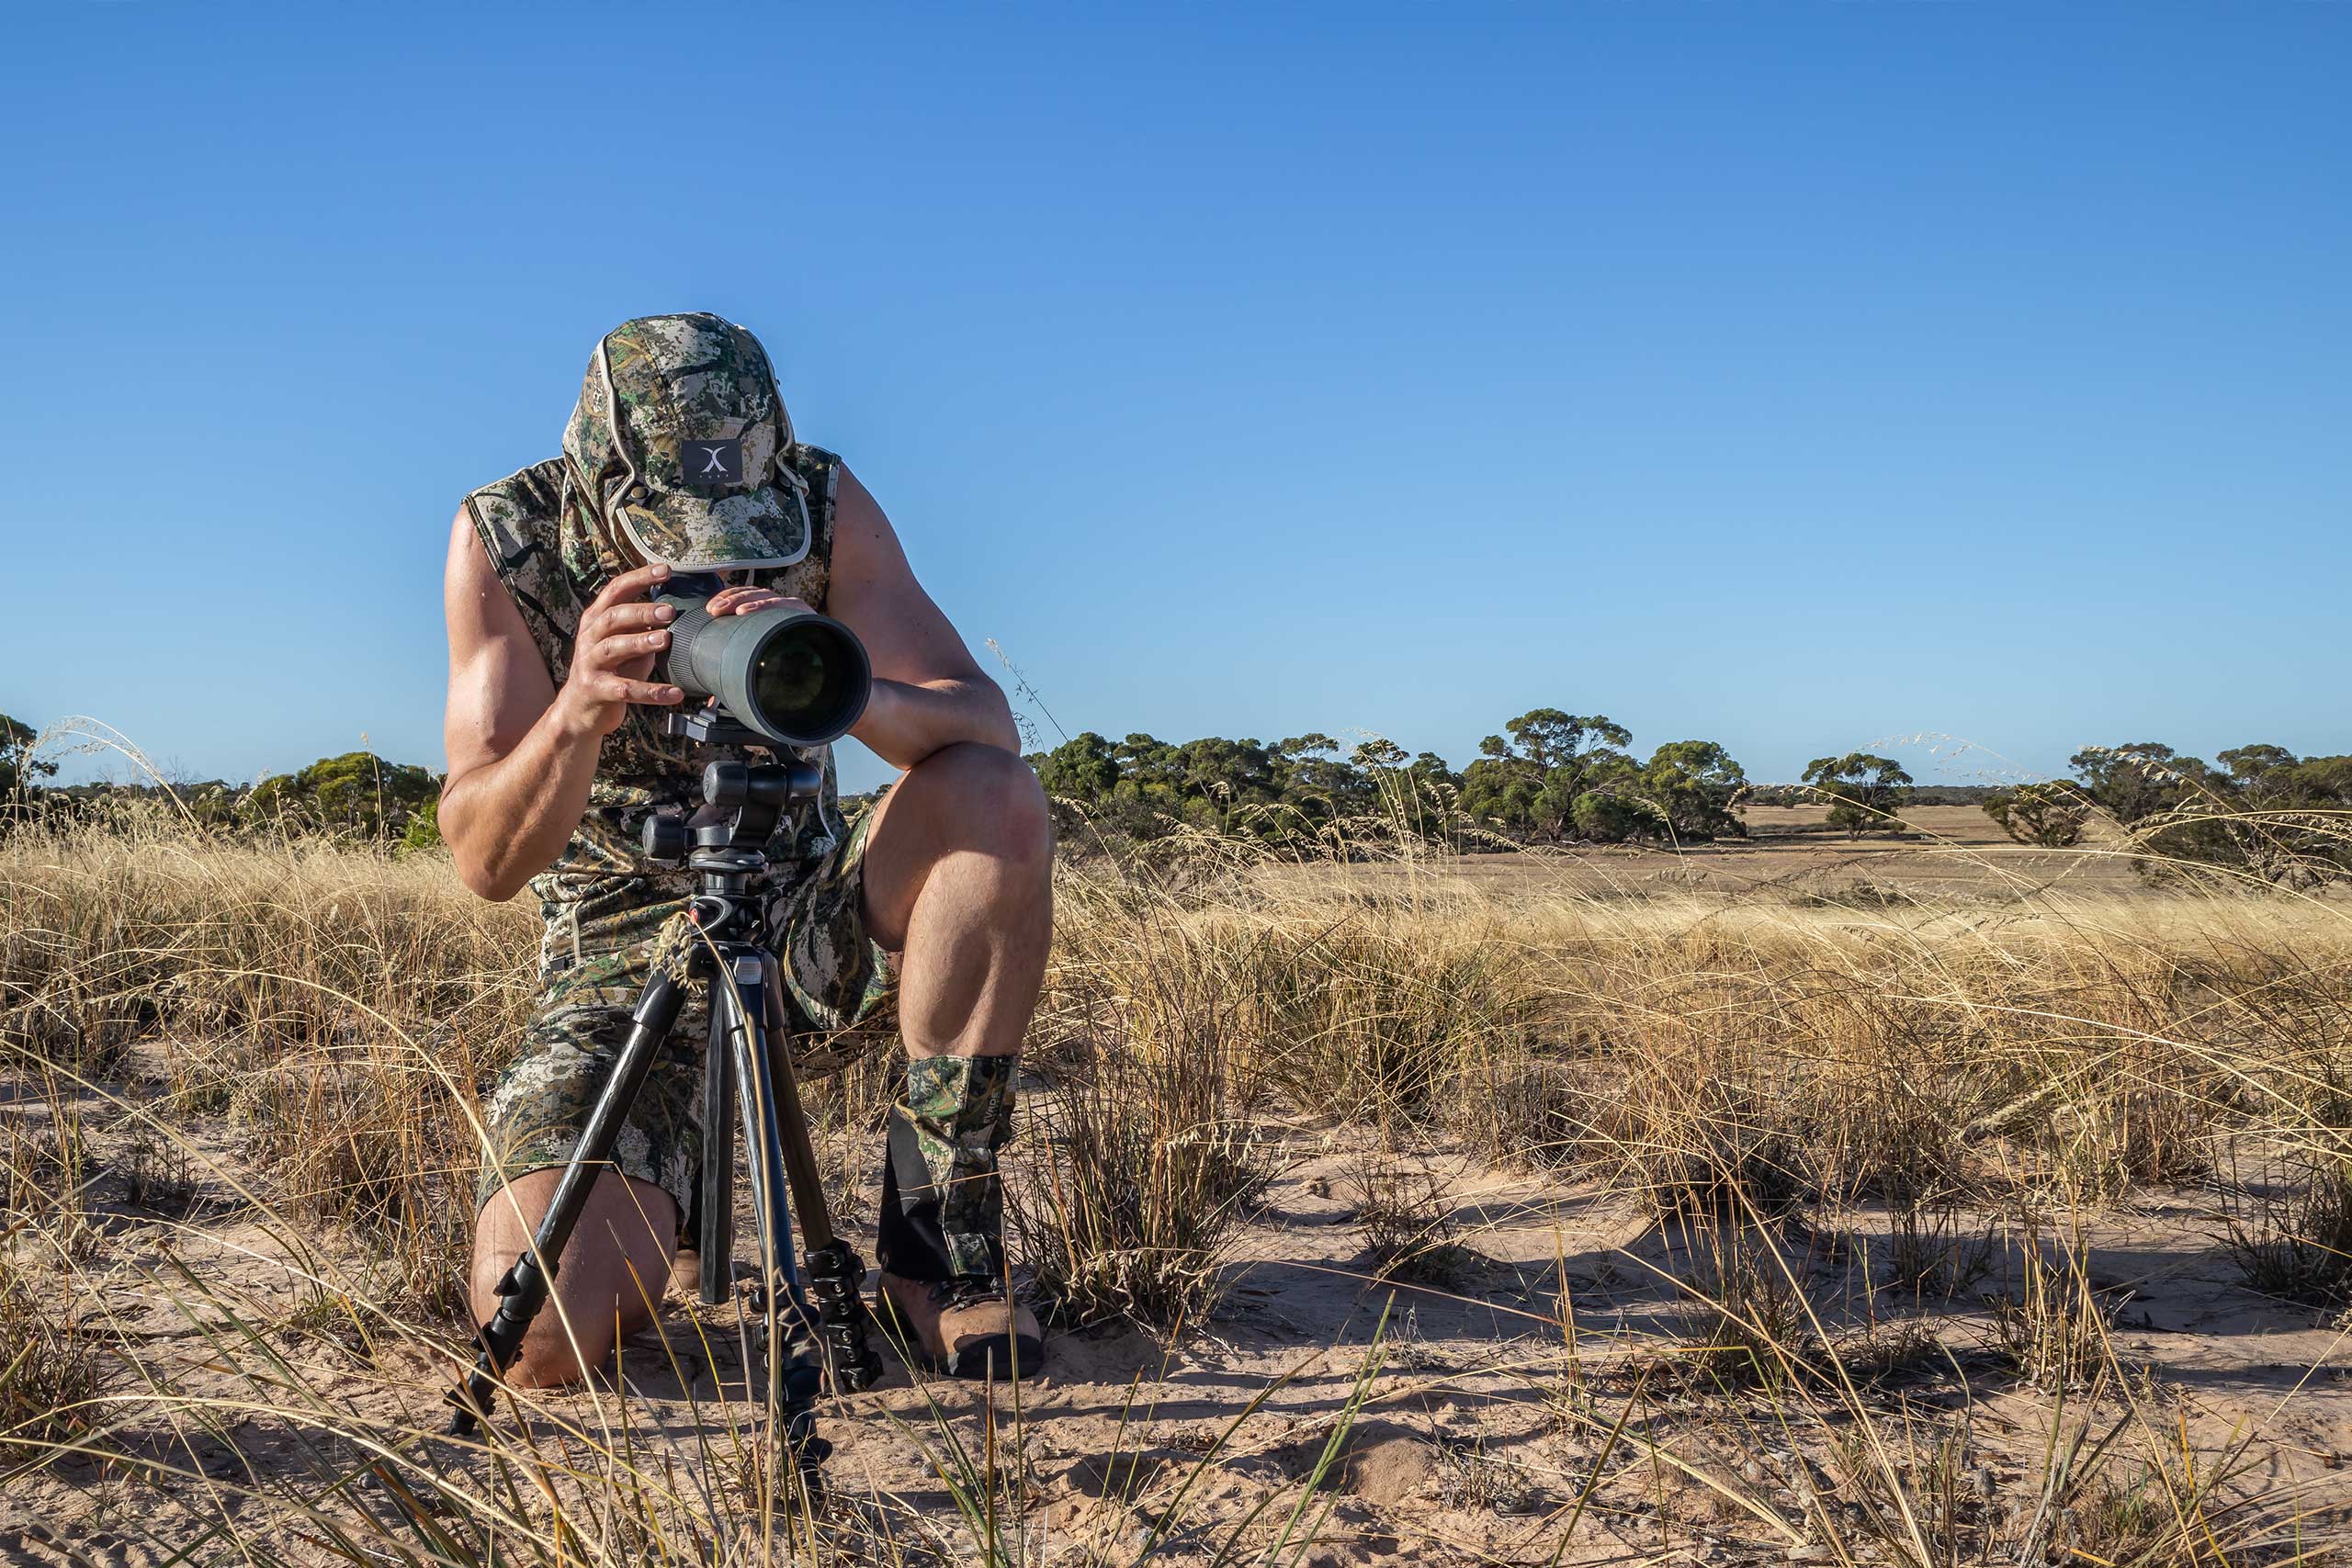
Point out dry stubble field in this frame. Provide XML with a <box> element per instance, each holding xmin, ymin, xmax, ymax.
<box><xmin>2</xmin><ymin>801</ymin><xmax>2349</xmax><ymax>1565</ymax></box>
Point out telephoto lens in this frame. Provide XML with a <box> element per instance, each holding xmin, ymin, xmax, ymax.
<box><xmin>652</xmin><ymin>576</ymin><xmax>872</xmax><ymax>748</ymax></box>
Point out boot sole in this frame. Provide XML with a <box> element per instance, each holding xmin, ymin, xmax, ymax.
<box><xmin>873</xmin><ymin>1290</ymin><xmax>1046</xmax><ymax>1383</ymax></box>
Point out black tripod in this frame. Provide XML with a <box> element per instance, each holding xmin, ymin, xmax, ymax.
<box><xmin>449</xmin><ymin>713</ymin><xmax>885</xmax><ymax>1486</ymax></box>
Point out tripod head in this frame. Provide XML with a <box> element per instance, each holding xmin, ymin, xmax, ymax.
<box><xmin>643</xmin><ymin>712</ymin><xmax>825</xmax><ymax>904</ymax></box>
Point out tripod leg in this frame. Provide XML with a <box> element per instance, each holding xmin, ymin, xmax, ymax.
<box><xmin>449</xmin><ymin>968</ymin><xmax>690</xmax><ymax>1434</ymax></box>
<box><xmin>715</xmin><ymin>953</ymin><xmax>832</xmax><ymax>1479</ymax></box>
<box><xmin>696</xmin><ymin>999</ymin><xmax>736</xmax><ymax>1307</ymax></box>
<box><xmin>762</xmin><ymin>953</ymin><xmax>886</xmax><ymax>1393</ymax></box>
<box><xmin>722</xmin><ymin>953</ymin><xmax>799</xmax><ymax>1298</ymax></box>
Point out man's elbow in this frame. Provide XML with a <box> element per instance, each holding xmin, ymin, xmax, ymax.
<box><xmin>455</xmin><ymin>857</ymin><xmax>528</xmax><ymax>903</ymax></box>
<box><xmin>439</xmin><ymin>795</ymin><xmax>526</xmax><ymax>901</ymax></box>
<box><xmin>450</xmin><ymin>840</ymin><xmax>526</xmax><ymax>902</ymax></box>
<box><xmin>975</xmin><ymin>684</ymin><xmax>1021</xmax><ymax>754</ymax></box>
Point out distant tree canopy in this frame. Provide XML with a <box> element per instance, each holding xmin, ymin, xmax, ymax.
<box><xmin>0</xmin><ymin>712</ymin><xmax>55</xmax><ymax>803</ymax></box>
<box><xmin>1982</xmin><ymin>779</ymin><xmax>2095</xmax><ymax>848</ymax></box>
<box><xmin>1802</xmin><ymin>751</ymin><xmax>1914</xmax><ymax>838</ymax></box>
<box><xmin>2217</xmin><ymin>744</ymin><xmax>2318</xmax><ymax>803</ymax></box>
<box><xmin>10</xmin><ymin>730</ymin><xmax>441</xmax><ymax>850</ymax></box>
<box><xmin>1027</xmin><ymin>708</ymin><xmax>1752</xmax><ymax>849</ymax></box>
<box><xmin>1984</xmin><ymin>741</ymin><xmax>2352</xmax><ymax>883</ymax></box>
<box><xmin>1029</xmin><ymin>729</ymin><xmax>1464</xmax><ymax>843</ymax></box>
<box><xmin>1457</xmin><ymin>711</ymin><xmax>1634</xmax><ymax>840</ymax></box>
<box><xmin>243</xmin><ymin>751</ymin><xmax>439</xmax><ymax>839</ymax></box>
<box><xmin>1631</xmin><ymin>739</ymin><xmax>1749</xmax><ymax>841</ymax></box>
<box><xmin>32</xmin><ymin>703</ymin><xmax>2335</xmax><ymax>884</ymax></box>
<box><xmin>2068</xmin><ymin>742</ymin><xmax>2210</xmax><ymax>826</ymax></box>
<box><xmin>1568</xmin><ymin>789</ymin><xmax>1650</xmax><ymax>844</ymax></box>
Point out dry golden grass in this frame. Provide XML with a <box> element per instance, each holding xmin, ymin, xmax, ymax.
<box><xmin>3</xmin><ymin>797</ymin><xmax>2348</xmax><ymax>1563</ymax></box>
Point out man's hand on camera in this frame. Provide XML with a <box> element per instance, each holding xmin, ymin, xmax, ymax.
<box><xmin>553</xmin><ymin>568</ymin><xmax>817</xmax><ymax>740</ymax></box>
<box><xmin>704</xmin><ymin>582</ymin><xmax>812</xmax><ymax>619</ymax></box>
<box><xmin>554</xmin><ymin>563</ymin><xmax>685</xmax><ymax>739</ymax></box>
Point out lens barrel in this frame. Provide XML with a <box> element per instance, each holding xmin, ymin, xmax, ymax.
<box><xmin>656</xmin><ymin>597</ymin><xmax>872</xmax><ymax>749</ymax></box>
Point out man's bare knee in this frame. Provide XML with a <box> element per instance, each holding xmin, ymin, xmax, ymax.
<box><xmin>864</xmin><ymin>744</ymin><xmax>1054</xmax><ymax>950</ymax></box>
<box><xmin>469</xmin><ymin>1169</ymin><xmax>677</xmax><ymax>1389</ymax></box>
<box><xmin>503</xmin><ymin>1309</ymin><xmax>621</xmax><ymax>1389</ymax></box>
<box><xmin>897</xmin><ymin>742</ymin><xmax>1053</xmax><ymax>863</ymax></box>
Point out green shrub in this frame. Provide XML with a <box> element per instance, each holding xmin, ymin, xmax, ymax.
<box><xmin>1983</xmin><ymin>780</ymin><xmax>2093</xmax><ymax>847</ymax></box>
<box><xmin>398</xmin><ymin>795</ymin><xmax>442</xmax><ymax>855</ymax></box>
<box><xmin>1570</xmin><ymin>789</ymin><xmax>1652</xmax><ymax>843</ymax></box>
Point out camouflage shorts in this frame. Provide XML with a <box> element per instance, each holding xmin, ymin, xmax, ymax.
<box><xmin>474</xmin><ymin>810</ymin><xmax>895</xmax><ymax>1227</ymax></box>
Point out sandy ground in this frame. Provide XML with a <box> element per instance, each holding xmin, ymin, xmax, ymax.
<box><xmin>6</xmin><ymin>1082</ymin><xmax>2349</xmax><ymax>1563</ymax></box>
<box><xmin>6</xmin><ymin>816</ymin><xmax>2348</xmax><ymax>1561</ymax></box>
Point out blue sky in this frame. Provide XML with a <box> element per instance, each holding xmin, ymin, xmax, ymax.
<box><xmin>4</xmin><ymin>2</ymin><xmax>2345</xmax><ymax>793</ymax></box>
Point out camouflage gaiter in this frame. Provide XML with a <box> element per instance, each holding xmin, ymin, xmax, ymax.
<box><xmin>877</xmin><ymin>1055</ymin><xmax>1017</xmax><ymax>1282</ymax></box>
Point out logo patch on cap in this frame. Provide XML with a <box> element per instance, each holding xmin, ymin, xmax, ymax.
<box><xmin>682</xmin><ymin>437</ymin><xmax>745</xmax><ymax>489</ymax></box>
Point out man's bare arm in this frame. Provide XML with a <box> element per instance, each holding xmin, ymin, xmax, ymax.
<box><xmin>438</xmin><ymin>509</ymin><xmax>684</xmax><ymax>900</ymax></box>
<box><xmin>827</xmin><ymin>467</ymin><xmax>1018</xmax><ymax>770</ymax></box>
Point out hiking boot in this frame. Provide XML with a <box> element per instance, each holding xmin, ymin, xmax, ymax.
<box><xmin>876</xmin><ymin>1270</ymin><xmax>1045</xmax><ymax>1382</ymax></box>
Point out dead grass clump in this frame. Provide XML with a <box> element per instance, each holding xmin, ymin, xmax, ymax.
<box><xmin>2040</xmin><ymin>1410</ymin><xmax>2335</xmax><ymax>1568</ymax></box>
<box><xmin>2</xmin><ymin>807</ymin><xmax>530</xmax><ymax>1320</ymax></box>
<box><xmin>1016</xmin><ymin>1065</ymin><xmax>1269</xmax><ymax>1328</ymax></box>
<box><xmin>1826</xmin><ymin>1395</ymin><xmax>2340</xmax><ymax>1568</ymax></box>
<box><xmin>1261</xmin><ymin>920</ymin><xmax>1545</xmax><ymax>1137</ymax></box>
<box><xmin>3</xmin><ymin>804</ymin><xmax>530</xmax><ymax>1073</ymax></box>
<box><xmin>2</xmin><ymin>1097</ymin><xmax>100</xmax><ymax>1265</ymax></box>
<box><xmin>1837</xmin><ymin>1311</ymin><xmax>1947</xmax><ymax>1390</ymax></box>
<box><xmin>801</xmin><ymin>1049</ymin><xmax>899</xmax><ymax>1233</ymax></box>
<box><xmin>1454</xmin><ymin>1051</ymin><xmax>1595</xmax><ymax>1169</ymax></box>
<box><xmin>116</xmin><ymin>1122</ymin><xmax>200</xmax><ymax>1215</ymax></box>
<box><xmin>1880</xmin><ymin>1195</ymin><xmax>2000</xmax><ymax>1300</ymax></box>
<box><xmin>0</xmin><ymin>1256</ymin><xmax>102</xmax><ymax>1464</ymax></box>
<box><xmin>1341</xmin><ymin>1154</ymin><xmax>1481</xmax><ymax>1289</ymax></box>
<box><xmin>230</xmin><ymin>1022</ymin><xmax>487</xmax><ymax>1318</ymax></box>
<box><xmin>1826</xmin><ymin>1423</ymin><xmax>2002</xmax><ymax>1562</ymax></box>
<box><xmin>1048</xmin><ymin>876</ymin><xmax>1553</xmax><ymax>1146</ymax></box>
<box><xmin>1611</xmin><ymin>1070</ymin><xmax>1810</xmax><ymax>1225</ymax></box>
<box><xmin>1062</xmin><ymin>859</ymin><xmax>2348</xmax><ymax>1230</ymax></box>
<box><xmin>6</xmin><ymin>784</ymin><xmax>2352</xmax><ymax>1559</ymax></box>
<box><xmin>1431</xmin><ymin>1432</ymin><xmax>1541</xmax><ymax>1514</ymax></box>
<box><xmin>2038</xmin><ymin>1061</ymin><xmax>2217</xmax><ymax>1201</ymax></box>
<box><xmin>1806</xmin><ymin>1040</ymin><xmax>1982</xmax><ymax>1209</ymax></box>
<box><xmin>2223</xmin><ymin>1155</ymin><xmax>2352</xmax><ymax>1313</ymax></box>
<box><xmin>2</xmin><ymin>1105</ymin><xmax>88</xmax><ymax>1221</ymax></box>
<box><xmin>1665</xmin><ymin>1224</ymin><xmax>1819</xmax><ymax>1394</ymax></box>
<box><xmin>1015</xmin><ymin>907</ymin><xmax>1274</xmax><ymax>1328</ymax></box>
<box><xmin>1987</xmin><ymin>1220</ymin><xmax>2120</xmax><ymax>1393</ymax></box>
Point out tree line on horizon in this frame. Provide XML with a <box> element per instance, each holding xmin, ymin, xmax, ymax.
<box><xmin>1025</xmin><ymin>710</ymin><xmax>1772</xmax><ymax>846</ymax></box>
<box><xmin>1</xmin><ymin>716</ymin><xmax>443</xmax><ymax>851</ymax></box>
<box><xmin>1</xmin><ymin>705</ymin><xmax>1783</xmax><ymax>849</ymax></box>
<box><xmin>1977</xmin><ymin>741</ymin><xmax>2352</xmax><ymax>884</ymax></box>
<box><xmin>5</xmin><ymin>706</ymin><xmax>2345</xmax><ymax>883</ymax></box>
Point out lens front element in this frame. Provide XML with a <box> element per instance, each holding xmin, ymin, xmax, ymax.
<box><xmin>746</xmin><ymin>618</ymin><xmax>866</xmax><ymax>745</ymax></box>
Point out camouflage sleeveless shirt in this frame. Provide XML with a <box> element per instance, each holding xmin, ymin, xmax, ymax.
<box><xmin>462</xmin><ymin>445</ymin><xmax>854</xmax><ymax>973</ymax></box>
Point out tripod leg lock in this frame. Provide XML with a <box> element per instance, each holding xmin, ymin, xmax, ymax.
<box><xmin>801</xmin><ymin>1239</ymin><xmax>887</xmax><ymax>1393</ymax></box>
<box><xmin>447</xmin><ymin>1247</ymin><xmax>554</xmax><ymax>1434</ymax></box>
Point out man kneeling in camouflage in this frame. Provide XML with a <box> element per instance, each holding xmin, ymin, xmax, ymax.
<box><xmin>439</xmin><ymin>313</ymin><xmax>1049</xmax><ymax>1386</ymax></box>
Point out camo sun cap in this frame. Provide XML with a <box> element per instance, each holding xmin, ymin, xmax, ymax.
<box><xmin>562</xmin><ymin>312</ymin><xmax>812</xmax><ymax>573</ymax></box>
